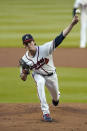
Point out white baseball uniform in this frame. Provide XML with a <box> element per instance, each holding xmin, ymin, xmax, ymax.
<box><xmin>74</xmin><ymin>0</ymin><xmax>87</xmax><ymax>48</ymax></box>
<box><xmin>20</xmin><ymin>40</ymin><xmax>60</xmax><ymax>115</ymax></box>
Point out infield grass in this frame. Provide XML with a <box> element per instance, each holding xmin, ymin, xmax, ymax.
<box><xmin>0</xmin><ymin>67</ymin><xmax>87</xmax><ymax>103</ymax></box>
<box><xmin>0</xmin><ymin>0</ymin><xmax>81</xmax><ymax>48</ymax></box>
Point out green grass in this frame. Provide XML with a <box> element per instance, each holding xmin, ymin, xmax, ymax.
<box><xmin>0</xmin><ymin>67</ymin><xmax>87</xmax><ymax>103</ymax></box>
<box><xmin>0</xmin><ymin>0</ymin><xmax>81</xmax><ymax>47</ymax></box>
<box><xmin>56</xmin><ymin>68</ymin><xmax>87</xmax><ymax>103</ymax></box>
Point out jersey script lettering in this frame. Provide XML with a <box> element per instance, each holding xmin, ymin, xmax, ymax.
<box><xmin>30</xmin><ymin>58</ymin><xmax>49</xmax><ymax>70</ymax></box>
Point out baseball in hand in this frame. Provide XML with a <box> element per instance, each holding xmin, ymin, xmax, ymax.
<box><xmin>76</xmin><ymin>9</ymin><xmax>80</xmax><ymax>14</ymax></box>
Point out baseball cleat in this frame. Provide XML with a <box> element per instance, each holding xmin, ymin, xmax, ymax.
<box><xmin>52</xmin><ymin>99</ymin><xmax>59</xmax><ymax>106</ymax></box>
<box><xmin>43</xmin><ymin>114</ymin><xmax>52</xmax><ymax>122</ymax></box>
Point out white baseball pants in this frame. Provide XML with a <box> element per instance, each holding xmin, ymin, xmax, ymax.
<box><xmin>33</xmin><ymin>72</ymin><xmax>60</xmax><ymax>115</ymax></box>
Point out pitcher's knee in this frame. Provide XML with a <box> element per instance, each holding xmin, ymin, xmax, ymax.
<box><xmin>37</xmin><ymin>79</ymin><xmax>45</xmax><ymax>87</ymax></box>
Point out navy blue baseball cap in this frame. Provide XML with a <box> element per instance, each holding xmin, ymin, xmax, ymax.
<box><xmin>22</xmin><ymin>34</ymin><xmax>34</xmax><ymax>44</ymax></box>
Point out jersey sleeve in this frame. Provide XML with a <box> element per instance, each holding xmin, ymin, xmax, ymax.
<box><xmin>39</xmin><ymin>41</ymin><xmax>54</xmax><ymax>56</ymax></box>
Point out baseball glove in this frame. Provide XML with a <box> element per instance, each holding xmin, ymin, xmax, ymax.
<box><xmin>19</xmin><ymin>58</ymin><xmax>30</xmax><ymax>75</ymax></box>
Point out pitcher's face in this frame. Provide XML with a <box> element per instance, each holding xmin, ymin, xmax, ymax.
<box><xmin>24</xmin><ymin>41</ymin><xmax>36</xmax><ymax>51</ymax></box>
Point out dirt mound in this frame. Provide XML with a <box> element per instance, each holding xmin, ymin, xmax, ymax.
<box><xmin>0</xmin><ymin>48</ymin><xmax>87</xmax><ymax>131</ymax></box>
<box><xmin>0</xmin><ymin>103</ymin><xmax>87</xmax><ymax>131</ymax></box>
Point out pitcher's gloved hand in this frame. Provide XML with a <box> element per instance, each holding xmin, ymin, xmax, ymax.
<box><xmin>19</xmin><ymin>58</ymin><xmax>30</xmax><ymax>75</ymax></box>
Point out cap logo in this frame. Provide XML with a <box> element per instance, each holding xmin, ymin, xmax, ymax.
<box><xmin>25</xmin><ymin>36</ymin><xmax>29</xmax><ymax>39</ymax></box>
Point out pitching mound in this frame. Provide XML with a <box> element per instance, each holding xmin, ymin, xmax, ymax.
<box><xmin>0</xmin><ymin>103</ymin><xmax>87</xmax><ymax>131</ymax></box>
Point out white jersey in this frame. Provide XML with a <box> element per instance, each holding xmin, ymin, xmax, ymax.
<box><xmin>21</xmin><ymin>41</ymin><xmax>56</xmax><ymax>75</ymax></box>
<box><xmin>20</xmin><ymin>39</ymin><xmax>60</xmax><ymax>116</ymax></box>
<box><xmin>74</xmin><ymin>0</ymin><xmax>87</xmax><ymax>14</ymax></box>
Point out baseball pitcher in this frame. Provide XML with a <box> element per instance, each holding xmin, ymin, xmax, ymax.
<box><xmin>73</xmin><ymin>0</ymin><xmax>87</xmax><ymax>48</ymax></box>
<box><xmin>19</xmin><ymin>15</ymin><xmax>79</xmax><ymax>122</ymax></box>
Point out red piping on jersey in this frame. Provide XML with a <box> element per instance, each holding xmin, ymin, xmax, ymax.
<box><xmin>37</xmin><ymin>46</ymin><xmax>50</xmax><ymax>74</ymax></box>
<box><xmin>37</xmin><ymin>46</ymin><xmax>39</xmax><ymax>62</ymax></box>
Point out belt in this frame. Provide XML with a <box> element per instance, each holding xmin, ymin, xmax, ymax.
<box><xmin>42</xmin><ymin>72</ymin><xmax>53</xmax><ymax>76</ymax></box>
<box><xmin>35</xmin><ymin>70</ymin><xmax>56</xmax><ymax>77</ymax></box>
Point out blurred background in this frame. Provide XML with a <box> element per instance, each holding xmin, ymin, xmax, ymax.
<box><xmin>0</xmin><ymin>0</ymin><xmax>80</xmax><ymax>47</ymax></box>
<box><xmin>0</xmin><ymin>0</ymin><xmax>87</xmax><ymax>103</ymax></box>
